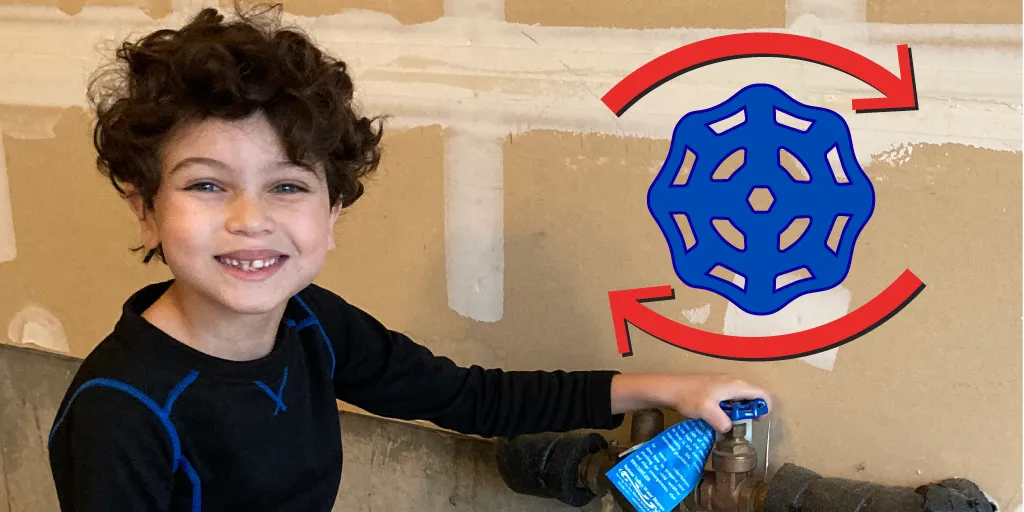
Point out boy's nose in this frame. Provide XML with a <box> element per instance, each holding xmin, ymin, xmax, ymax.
<box><xmin>225</xmin><ymin>194</ymin><xmax>274</xmax><ymax>235</ymax></box>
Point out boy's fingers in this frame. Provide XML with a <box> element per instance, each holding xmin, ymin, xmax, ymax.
<box><xmin>729</xmin><ymin>383</ymin><xmax>769</xmax><ymax>400</ymax></box>
<box><xmin>705</xmin><ymin>408</ymin><xmax>733</xmax><ymax>433</ymax></box>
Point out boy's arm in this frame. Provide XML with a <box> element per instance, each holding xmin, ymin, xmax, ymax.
<box><xmin>48</xmin><ymin>385</ymin><xmax>175</xmax><ymax>511</ymax></box>
<box><xmin>610</xmin><ymin>373</ymin><xmax>773</xmax><ymax>433</ymax></box>
<box><xmin>304</xmin><ymin>287</ymin><xmax>625</xmax><ymax>438</ymax></box>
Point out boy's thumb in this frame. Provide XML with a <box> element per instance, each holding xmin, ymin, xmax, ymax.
<box><xmin>706</xmin><ymin>410</ymin><xmax>733</xmax><ymax>433</ymax></box>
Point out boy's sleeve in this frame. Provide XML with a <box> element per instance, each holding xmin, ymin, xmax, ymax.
<box><xmin>48</xmin><ymin>384</ymin><xmax>176</xmax><ymax>511</ymax></box>
<box><xmin>306</xmin><ymin>286</ymin><xmax>625</xmax><ymax>438</ymax></box>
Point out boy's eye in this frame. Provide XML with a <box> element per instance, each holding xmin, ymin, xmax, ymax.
<box><xmin>185</xmin><ymin>182</ymin><xmax>222</xmax><ymax>192</ymax></box>
<box><xmin>273</xmin><ymin>183</ymin><xmax>309</xmax><ymax>194</ymax></box>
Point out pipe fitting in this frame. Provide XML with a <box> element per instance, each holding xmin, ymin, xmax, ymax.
<box><xmin>630</xmin><ymin>408</ymin><xmax>665</xmax><ymax>445</ymax></box>
<box><xmin>696</xmin><ymin>421</ymin><xmax>765</xmax><ymax>512</ymax></box>
<box><xmin>711</xmin><ymin>423</ymin><xmax>758</xmax><ymax>474</ymax></box>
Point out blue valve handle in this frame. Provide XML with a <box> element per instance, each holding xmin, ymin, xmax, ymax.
<box><xmin>719</xmin><ymin>398</ymin><xmax>769</xmax><ymax>422</ymax></box>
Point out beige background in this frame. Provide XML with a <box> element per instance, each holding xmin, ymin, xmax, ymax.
<box><xmin>0</xmin><ymin>0</ymin><xmax>1021</xmax><ymax>509</ymax></box>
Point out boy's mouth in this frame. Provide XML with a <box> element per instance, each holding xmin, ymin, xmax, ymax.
<box><xmin>214</xmin><ymin>250</ymin><xmax>289</xmax><ymax>273</ymax></box>
<box><xmin>215</xmin><ymin>256</ymin><xmax>286</xmax><ymax>271</ymax></box>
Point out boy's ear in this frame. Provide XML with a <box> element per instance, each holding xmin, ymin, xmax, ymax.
<box><xmin>327</xmin><ymin>203</ymin><xmax>343</xmax><ymax>251</ymax></box>
<box><xmin>125</xmin><ymin>188</ymin><xmax>145</xmax><ymax>220</ymax></box>
<box><xmin>124</xmin><ymin>187</ymin><xmax>161</xmax><ymax>253</ymax></box>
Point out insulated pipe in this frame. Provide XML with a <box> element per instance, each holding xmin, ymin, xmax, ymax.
<box><xmin>494</xmin><ymin>414</ymin><xmax>998</xmax><ymax>512</ymax></box>
<box><xmin>493</xmin><ymin>432</ymin><xmax>609</xmax><ymax>507</ymax></box>
<box><xmin>761</xmin><ymin>463</ymin><xmax>997</xmax><ymax>512</ymax></box>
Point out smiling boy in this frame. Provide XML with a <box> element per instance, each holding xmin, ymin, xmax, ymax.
<box><xmin>46</xmin><ymin>5</ymin><xmax>771</xmax><ymax>511</ymax></box>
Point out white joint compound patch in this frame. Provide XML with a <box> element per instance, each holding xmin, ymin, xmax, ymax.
<box><xmin>723</xmin><ymin>274</ymin><xmax>851</xmax><ymax>371</ymax></box>
<box><xmin>786</xmin><ymin>0</ymin><xmax>866</xmax><ymax>26</ymax></box>
<box><xmin>445</xmin><ymin>127</ymin><xmax>504</xmax><ymax>322</ymax></box>
<box><xmin>872</xmin><ymin>143</ymin><xmax>915</xmax><ymax>167</ymax></box>
<box><xmin>682</xmin><ymin>304</ymin><xmax>711</xmax><ymax>325</ymax></box>
<box><xmin>0</xmin><ymin>134</ymin><xmax>16</xmax><ymax>264</ymax></box>
<box><xmin>7</xmin><ymin>304</ymin><xmax>69</xmax><ymax>353</ymax></box>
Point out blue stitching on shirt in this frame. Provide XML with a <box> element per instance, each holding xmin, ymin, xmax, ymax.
<box><xmin>291</xmin><ymin>294</ymin><xmax>336</xmax><ymax>379</ymax></box>
<box><xmin>165</xmin><ymin>371</ymin><xmax>199</xmax><ymax>412</ymax></box>
<box><xmin>180</xmin><ymin>456</ymin><xmax>202</xmax><ymax>511</ymax></box>
<box><xmin>253</xmin><ymin>366</ymin><xmax>289</xmax><ymax>416</ymax></box>
<box><xmin>48</xmin><ymin>372</ymin><xmax>202</xmax><ymax>510</ymax></box>
<box><xmin>294</xmin><ymin>317</ymin><xmax>317</xmax><ymax>330</ymax></box>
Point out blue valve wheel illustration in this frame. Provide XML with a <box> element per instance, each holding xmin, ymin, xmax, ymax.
<box><xmin>647</xmin><ymin>83</ymin><xmax>875</xmax><ymax>316</ymax></box>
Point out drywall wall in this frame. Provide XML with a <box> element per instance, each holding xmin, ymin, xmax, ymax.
<box><xmin>0</xmin><ymin>0</ymin><xmax>1020</xmax><ymax>510</ymax></box>
<box><xmin>223</xmin><ymin>0</ymin><xmax>443</xmax><ymax>24</ymax></box>
<box><xmin>504</xmin><ymin>0</ymin><xmax>787</xmax><ymax>29</ymax></box>
<box><xmin>867</xmin><ymin>0</ymin><xmax>1022</xmax><ymax>24</ymax></box>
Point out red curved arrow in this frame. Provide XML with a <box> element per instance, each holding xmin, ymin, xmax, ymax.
<box><xmin>602</xmin><ymin>33</ymin><xmax>918</xmax><ymax>116</ymax></box>
<box><xmin>609</xmin><ymin>269</ymin><xmax>924</xmax><ymax>360</ymax></box>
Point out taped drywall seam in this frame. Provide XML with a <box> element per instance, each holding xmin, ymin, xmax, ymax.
<box><xmin>440</xmin><ymin>0</ymin><xmax>505</xmax><ymax>322</ymax></box>
<box><xmin>0</xmin><ymin>132</ymin><xmax>16</xmax><ymax>264</ymax></box>
<box><xmin>722</xmin><ymin>274</ymin><xmax>852</xmax><ymax>371</ymax></box>
<box><xmin>444</xmin><ymin>127</ymin><xmax>504</xmax><ymax>322</ymax></box>
<box><xmin>0</xmin><ymin>9</ymin><xmax>1017</xmax><ymax>162</ymax></box>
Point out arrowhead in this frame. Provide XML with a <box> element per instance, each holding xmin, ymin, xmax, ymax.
<box><xmin>851</xmin><ymin>44</ymin><xmax>919</xmax><ymax>113</ymax></box>
<box><xmin>608</xmin><ymin>285</ymin><xmax>675</xmax><ymax>356</ymax></box>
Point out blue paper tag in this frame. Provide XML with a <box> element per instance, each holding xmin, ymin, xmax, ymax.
<box><xmin>606</xmin><ymin>419</ymin><xmax>715</xmax><ymax>512</ymax></box>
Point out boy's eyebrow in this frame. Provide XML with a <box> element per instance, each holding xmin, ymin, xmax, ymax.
<box><xmin>168</xmin><ymin>157</ymin><xmax>306</xmax><ymax>175</ymax></box>
<box><xmin>168</xmin><ymin>157</ymin><xmax>230</xmax><ymax>176</ymax></box>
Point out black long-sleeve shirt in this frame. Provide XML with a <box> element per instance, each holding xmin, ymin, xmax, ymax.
<box><xmin>47</xmin><ymin>280</ymin><xmax>625</xmax><ymax>511</ymax></box>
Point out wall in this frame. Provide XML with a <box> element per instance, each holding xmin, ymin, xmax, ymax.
<box><xmin>0</xmin><ymin>0</ymin><xmax>1020</xmax><ymax>510</ymax></box>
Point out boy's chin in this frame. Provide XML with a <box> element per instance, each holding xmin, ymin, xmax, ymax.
<box><xmin>216</xmin><ymin>291</ymin><xmax>293</xmax><ymax>316</ymax></box>
<box><xmin>193</xmin><ymin>285</ymin><xmax>292</xmax><ymax>316</ymax></box>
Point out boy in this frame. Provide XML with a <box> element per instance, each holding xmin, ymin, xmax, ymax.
<box><xmin>46</xmin><ymin>4</ymin><xmax>771</xmax><ymax>511</ymax></box>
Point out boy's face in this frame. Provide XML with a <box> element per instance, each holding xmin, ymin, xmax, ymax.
<box><xmin>130</xmin><ymin>110</ymin><xmax>342</xmax><ymax>315</ymax></box>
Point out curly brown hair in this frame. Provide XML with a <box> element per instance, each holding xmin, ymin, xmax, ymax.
<box><xmin>87</xmin><ymin>3</ymin><xmax>385</xmax><ymax>263</ymax></box>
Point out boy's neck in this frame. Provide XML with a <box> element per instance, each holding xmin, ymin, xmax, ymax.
<box><xmin>141</xmin><ymin>281</ymin><xmax>286</xmax><ymax>362</ymax></box>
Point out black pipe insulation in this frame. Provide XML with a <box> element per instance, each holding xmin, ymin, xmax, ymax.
<box><xmin>763</xmin><ymin>463</ymin><xmax>997</xmax><ymax>512</ymax></box>
<box><xmin>494</xmin><ymin>432</ymin><xmax>608</xmax><ymax>507</ymax></box>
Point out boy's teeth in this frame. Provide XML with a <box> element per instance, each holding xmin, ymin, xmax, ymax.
<box><xmin>218</xmin><ymin>257</ymin><xmax>280</xmax><ymax>271</ymax></box>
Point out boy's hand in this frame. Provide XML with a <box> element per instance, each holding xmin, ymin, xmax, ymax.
<box><xmin>610</xmin><ymin>373</ymin><xmax>772</xmax><ymax>433</ymax></box>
